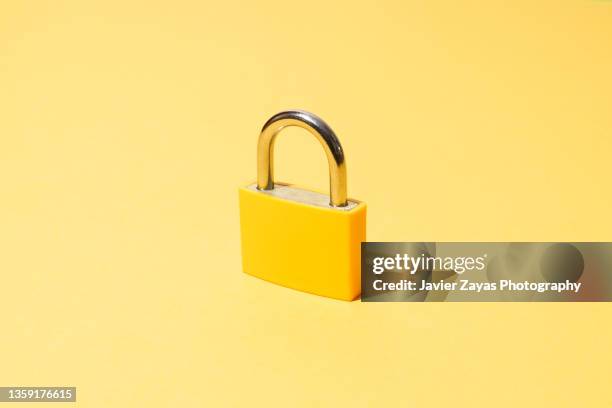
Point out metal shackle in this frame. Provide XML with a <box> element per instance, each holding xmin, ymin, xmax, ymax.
<box><xmin>257</xmin><ymin>110</ymin><xmax>348</xmax><ymax>207</ymax></box>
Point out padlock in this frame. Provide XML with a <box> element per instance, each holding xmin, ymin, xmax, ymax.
<box><xmin>239</xmin><ymin>110</ymin><xmax>366</xmax><ymax>301</ymax></box>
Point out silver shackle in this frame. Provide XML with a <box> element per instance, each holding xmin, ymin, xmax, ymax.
<box><xmin>256</xmin><ymin>110</ymin><xmax>348</xmax><ymax>207</ymax></box>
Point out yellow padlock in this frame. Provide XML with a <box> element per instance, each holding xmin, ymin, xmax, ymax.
<box><xmin>239</xmin><ymin>110</ymin><xmax>366</xmax><ymax>301</ymax></box>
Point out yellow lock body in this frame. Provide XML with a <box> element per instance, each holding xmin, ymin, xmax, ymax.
<box><xmin>239</xmin><ymin>183</ymin><xmax>366</xmax><ymax>301</ymax></box>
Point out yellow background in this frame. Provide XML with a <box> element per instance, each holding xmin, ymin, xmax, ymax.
<box><xmin>1</xmin><ymin>1</ymin><xmax>611</xmax><ymax>406</ymax></box>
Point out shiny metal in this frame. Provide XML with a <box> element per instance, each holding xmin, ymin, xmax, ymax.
<box><xmin>246</xmin><ymin>183</ymin><xmax>358</xmax><ymax>211</ymax></box>
<box><xmin>257</xmin><ymin>110</ymin><xmax>348</xmax><ymax>207</ymax></box>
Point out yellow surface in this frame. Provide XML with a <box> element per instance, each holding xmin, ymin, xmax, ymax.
<box><xmin>239</xmin><ymin>185</ymin><xmax>365</xmax><ymax>301</ymax></box>
<box><xmin>1</xmin><ymin>0</ymin><xmax>611</xmax><ymax>406</ymax></box>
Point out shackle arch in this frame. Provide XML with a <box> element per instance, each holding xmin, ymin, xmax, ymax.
<box><xmin>257</xmin><ymin>110</ymin><xmax>348</xmax><ymax>207</ymax></box>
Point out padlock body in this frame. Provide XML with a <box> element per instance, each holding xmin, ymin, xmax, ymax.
<box><xmin>239</xmin><ymin>183</ymin><xmax>366</xmax><ymax>301</ymax></box>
